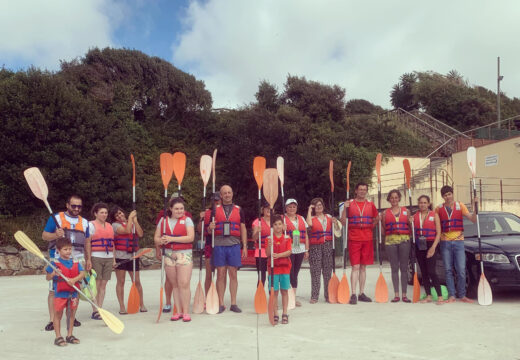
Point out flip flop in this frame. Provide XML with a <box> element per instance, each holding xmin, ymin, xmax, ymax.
<box><xmin>140</xmin><ymin>308</ymin><xmax>148</xmax><ymax>313</ymax></box>
<box><xmin>119</xmin><ymin>310</ymin><xmax>128</xmax><ymax>315</ymax></box>
<box><xmin>54</xmin><ymin>337</ymin><xmax>66</xmax><ymax>347</ymax></box>
<box><xmin>66</xmin><ymin>335</ymin><xmax>80</xmax><ymax>344</ymax></box>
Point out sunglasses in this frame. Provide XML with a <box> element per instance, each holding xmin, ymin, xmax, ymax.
<box><xmin>70</xmin><ymin>205</ymin><xmax>82</xmax><ymax>209</ymax></box>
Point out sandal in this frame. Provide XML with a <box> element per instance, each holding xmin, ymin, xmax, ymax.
<box><xmin>309</xmin><ymin>298</ymin><xmax>318</xmax><ymax>304</ymax></box>
<box><xmin>182</xmin><ymin>314</ymin><xmax>191</xmax><ymax>322</ymax></box>
<box><xmin>66</xmin><ymin>335</ymin><xmax>80</xmax><ymax>344</ymax></box>
<box><xmin>45</xmin><ymin>321</ymin><xmax>54</xmax><ymax>331</ymax></box>
<box><xmin>391</xmin><ymin>296</ymin><xmax>400</xmax><ymax>303</ymax></box>
<box><xmin>91</xmin><ymin>311</ymin><xmax>102</xmax><ymax>320</ymax></box>
<box><xmin>170</xmin><ymin>313</ymin><xmax>182</xmax><ymax>321</ymax></box>
<box><xmin>402</xmin><ymin>296</ymin><xmax>411</xmax><ymax>303</ymax></box>
<box><xmin>281</xmin><ymin>314</ymin><xmax>289</xmax><ymax>324</ymax></box>
<box><xmin>54</xmin><ymin>337</ymin><xmax>67</xmax><ymax>347</ymax></box>
<box><xmin>140</xmin><ymin>307</ymin><xmax>148</xmax><ymax>312</ymax></box>
<box><xmin>119</xmin><ymin>310</ymin><xmax>128</xmax><ymax>315</ymax></box>
<box><xmin>273</xmin><ymin>315</ymin><xmax>279</xmax><ymax>325</ymax></box>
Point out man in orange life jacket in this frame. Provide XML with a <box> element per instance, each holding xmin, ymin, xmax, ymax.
<box><xmin>42</xmin><ymin>195</ymin><xmax>90</xmax><ymax>332</ymax></box>
<box><xmin>340</xmin><ymin>183</ymin><xmax>379</xmax><ymax>304</ymax></box>
<box><xmin>436</xmin><ymin>185</ymin><xmax>477</xmax><ymax>303</ymax></box>
<box><xmin>208</xmin><ymin>185</ymin><xmax>248</xmax><ymax>313</ymax></box>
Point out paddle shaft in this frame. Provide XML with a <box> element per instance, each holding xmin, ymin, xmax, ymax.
<box><xmin>331</xmin><ymin>188</ymin><xmax>336</xmax><ymax>273</ymax></box>
<box><xmin>472</xmin><ymin>179</ymin><xmax>484</xmax><ymax>274</ymax></box>
<box><xmin>343</xmin><ymin>193</ymin><xmax>349</xmax><ymax>271</ymax></box>
<box><xmin>257</xmin><ymin>189</ymin><xmax>262</xmax><ymax>281</ymax></box>
<box><xmin>270</xmin><ymin>208</ymin><xmax>274</xmax><ymax>290</ymax></box>
<box><xmin>407</xmin><ymin>189</ymin><xmax>418</xmax><ymax>273</ymax></box>
<box><xmin>199</xmin><ymin>187</ymin><xmax>206</xmax><ymax>280</ymax></box>
<box><xmin>377</xmin><ymin>182</ymin><xmax>382</xmax><ymax>268</ymax></box>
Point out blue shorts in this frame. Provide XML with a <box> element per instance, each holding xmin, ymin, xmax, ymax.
<box><xmin>268</xmin><ymin>274</ymin><xmax>291</xmax><ymax>291</ymax></box>
<box><xmin>212</xmin><ymin>244</ymin><xmax>242</xmax><ymax>268</ymax></box>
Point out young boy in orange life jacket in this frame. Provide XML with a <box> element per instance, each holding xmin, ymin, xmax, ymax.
<box><xmin>46</xmin><ymin>237</ymin><xmax>85</xmax><ymax>347</ymax></box>
<box><xmin>266</xmin><ymin>215</ymin><xmax>292</xmax><ymax>325</ymax></box>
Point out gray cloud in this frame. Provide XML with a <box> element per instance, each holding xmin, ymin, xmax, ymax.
<box><xmin>172</xmin><ymin>0</ymin><xmax>520</xmax><ymax>109</ymax></box>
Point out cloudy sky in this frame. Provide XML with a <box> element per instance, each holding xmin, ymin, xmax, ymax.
<box><xmin>1</xmin><ymin>0</ymin><xmax>519</xmax><ymax>110</ymax></box>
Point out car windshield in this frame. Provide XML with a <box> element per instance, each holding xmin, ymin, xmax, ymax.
<box><xmin>464</xmin><ymin>213</ymin><xmax>520</xmax><ymax>237</ymax></box>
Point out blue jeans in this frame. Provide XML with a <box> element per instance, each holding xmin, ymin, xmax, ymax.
<box><xmin>440</xmin><ymin>240</ymin><xmax>466</xmax><ymax>298</ymax></box>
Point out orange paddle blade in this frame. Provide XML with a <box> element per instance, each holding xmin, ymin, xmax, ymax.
<box><xmin>328</xmin><ymin>274</ymin><xmax>339</xmax><ymax>303</ymax></box>
<box><xmin>172</xmin><ymin>152</ymin><xmax>187</xmax><ymax>186</ymax></box>
<box><xmin>268</xmin><ymin>287</ymin><xmax>276</xmax><ymax>326</ymax></box>
<box><xmin>131</xmin><ymin>154</ymin><xmax>136</xmax><ymax>187</ymax></box>
<box><xmin>403</xmin><ymin>158</ymin><xmax>411</xmax><ymax>189</ymax></box>
<box><xmin>288</xmin><ymin>287</ymin><xmax>296</xmax><ymax>310</ymax></box>
<box><xmin>253</xmin><ymin>156</ymin><xmax>266</xmax><ymax>190</ymax></box>
<box><xmin>329</xmin><ymin>160</ymin><xmax>334</xmax><ymax>192</ymax></box>
<box><xmin>375</xmin><ymin>153</ymin><xmax>382</xmax><ymax>184</ymax></box>
<box><xmin>193</xmin><ymin>282</ymin><xmax>205</xmax><ymax>314</ymax></box>
<box><xmin>160</xmin><ymin>153</ymin><xmax>174</xmax><ymax>190</ymax></box>
<box><xmin>254</xmin><ymin>281</ymin><xmax>267</xmax><ymax>314</ymax></box>
<box><xmin>156</xmin><ymin>287</ymin><xmax>164</xmax><ymax>323</ymax></box>
<box><xmin>375</xmin><ymin>272</ymin><xmax>388</xmax><ymax>303</ymax></box>
<box><xmin>276</xmin><ymin>156</ymin><xmax>284</xmax><ymax>186</ymax></box>
<box><xmin>206</xmin><ymin>281</ymin><xmax>219</xmax><ymax>315</ymax></box>
<box><xmin>200</xmin><ymin>155</ymin><xmax>212</xmax><ymax>187</ymax></box>
<box><xmin>262</xmin><ymin>169</ymin><xmax>279</xmax><ymax>209</ymax></box>
<box><xmin>127</xmin><ymin>283</ymin><xmax>140</xmax><ymax>314</ymax></box>
<box><xmin>346</xmin><ymin>161</ymin><xmax>351</xmax><ymax>194</ymax></box>
<box><xmin>413</xmin><ymin>273</ymin><xmax>421</xmax><ymax>303</ymax></box>
<box><xmin>337</xmin><ymin>273</ymin><xmax>350</xmax><ymax>304</ymax></box>
<box><xmin>478</xmin><ymin>273</ymin><xmax>493</xmax><ymax>306</ymax></box>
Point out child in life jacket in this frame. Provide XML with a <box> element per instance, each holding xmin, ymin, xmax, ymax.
<box><xmin>46</xmin><ymin>237</ymin><xmax>85</xmax><ymax>347</ymax></box>
<box><xmin>266</xmin><ymin>215</ymin><xmax>292</xmax><ymax>325</ymax></box>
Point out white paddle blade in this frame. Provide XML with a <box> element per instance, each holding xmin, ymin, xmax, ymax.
<box><xmin>467</xmin><ymin>146</ymin><xmax>477</xmax><ymax>177</ymax></box>
<box><xmin>200</xmin><ymin>155</ymin><xmax>212</xmax><ymax>186</ymax></box>
<box><xmin>478</xmin><ymin>274</ymin><xmax>493</xmax><ymax>306</ymax></box>
<box><xmin>276</xmin><ymin>156</ymin><xmax>284</xmax><ymax>185</ymax></box>
<box><xmin>24</xmin><ymin>167</ymin><xmax>49</xmax><ymax>202</ymax></box>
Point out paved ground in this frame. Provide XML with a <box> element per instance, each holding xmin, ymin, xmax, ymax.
<box><xmin>1</xmin><ymin>264</ymin><xmax>519</xmax><ymax>360</ymax></box>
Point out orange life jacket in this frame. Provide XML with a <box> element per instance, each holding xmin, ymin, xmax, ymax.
<box><xmin>413</xmin><ymin>211</ymin><xmax>437</xmax><ymax>241</ymax></box>
<box><xmin>309</xmin><ymin>215</ymin><xmax>332</xmax><ymax>245</ymax></box>
<box><xmin>214</xmin><ymin>205</ymin><xmax>241</xmax><ymax>237</ymax></box>
<box><xmin>347</xmin><ymin>200</ymin><xmax>375</xmax><ymax>229</ymax></box>
<box><xmin>272</xmin><ymin>235</ymin><xmax>291</xmax><ymax>268</ymax></box>
<box><xmin>162</xmin><ymin>216</ymin><xmax>192</xmax><ymax>251</ymax></box>
<box><xmin>90</xmin><ymin>221</ymin><xmax>114</xmax><ymax>253</ymax></box>
<box><xmin>113</xmin><ymin>221</ymin><xmax>138</xmax><ymax>253</ymax></box>
<box><xmin>58</xmin><ymin>212</ymin><xmax>86</xmax><ymax>251</ymax></box>
<box><xmin>254</xmin><ymin>217</ymin><xmax>270</xmax><ymax>249</ymax></box>
<box><xmin>438</xmin><ymin>202</ymin><xmax>464</xmax><ymax>233</ymax></box>
<box><xmin>384</xmin><ymin>207</ymin><xmax>410</xmax><ymax>235</ymax></box>
<box><xmin>55</xmin><ymin>261</ymin><xmax>80</xmax><ymax>294</ymax></box>
<box><xmin>284</xmin><ymin>215</ymin><xmax>307</xmax><ymax>241</ymax></box>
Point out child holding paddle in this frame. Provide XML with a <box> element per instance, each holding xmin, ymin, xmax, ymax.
<box><xmin>266</xmin><ymin>215</ymin><xmax>292</xmax><ymax>325</ymax></box>
<box><xmin>45</xmin><ymin>237</ymin><xmax>85</xmax><ymax>346</ymax></box>
<box><xmin>251</xmin><ymin>199</ymin><xmax>272</xmax><ymax>287</ymax></box>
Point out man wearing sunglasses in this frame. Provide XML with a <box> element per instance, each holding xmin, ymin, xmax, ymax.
<box><xmin>42</xmin><ymin>195</ymin><xmax>91</xmax><ymax>331</ymax></box>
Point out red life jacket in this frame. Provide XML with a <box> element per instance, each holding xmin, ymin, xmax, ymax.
<box><xmin>309</xmin><ymin>215</ymin><xmax>332</xmax><ymax>245</ymax></box>
<box><xmin>284</xmin><ymin>215</ymin><xmax>307</xmax><ymax>241</ymax></box>
<box><xmin>414</xmin><ymin>211</ymin><xmax>437</xmax><ymax>241</ymax></box>
<box><xmin>58</xmin><ymin>212</ymin><xmax>87</xmax><ymax>251</ymax></box>
<box><xmin>347</xmin><ymin>200</ymin><xmax>375</xmax><ymax>229</ymax></box>
<box><xmin>214</xmin><ymin>205</ymin><xmax>241</xmax><ymax>237</ymax></box>
<box><xmin>113</xmin><ymin>221</ymin><xmax>138</xmax><ymax>253</ymax></box>
<box><xmin>384</xmin><ymin>207</ymin><xmax>410</xmax><ymax>235</ymax></box>
<box><xmin>254</xmin><ymin>218</ymin><xmax>270</xmax><ymax>249</ymax></box>
<box><xmin>438</xmin><ymin>202</ymin><xmax>464</xmax><ymax>233</ymax></box>
<box><xmin>55</xmin><ymin>261</ymin><xmax>80</xmax><ymax>294</ymax></box>
<box><xmin>162</xmin><ymin>216</ymin><xmax>192</xmax><ymax>251</ymax></box>
<box><xmin>90</xmin><ymin>221</ymin><xmax>114</xmax><ymax>253</ymax></box>
<box><xmin>272</xmin><ymin>235</ymin><xmax>291</xmax><ymax>268</ymax></box>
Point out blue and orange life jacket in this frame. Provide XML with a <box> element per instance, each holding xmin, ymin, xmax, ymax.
<box><xmin>214</xmin><ymin>205</ymin><xmax>241</xmax><ymax>237</ymax></box>
<box><xmin>347</xmin><ymin>200</ymin><xmax>375</xmax><ymax>229</ymax></box>
<box><xmin>438</xmin><ymin>202</ymin><xmax>464</xmax><ymax>233</ymax></box>
<box><xmin>90</xmin><ymin>221</ymin><xmax>114</xmax><ymax>253</ymax></box>
<box><xmin>58</xmin><ymin>212</ymin><xmax>87</xmax><ymax>251</ymax></box>
<box><xmin>284</xmin><ymin>215</ymin><xmax>307</xmax><ymax>241</ymax></box>
<box><xmin>161</xmin><ymin>215</ymin><xmax>192</xmax><ymax>251</ymax></box>
<box><xmin>309</xmin><ymin>215</ymin><xmax>332</xmax><ymax>245</ymax></box>
<box><xmin>413</xmin><ymin>211</ymin><xmax>437</xmax><ymax>241</ymax></box>
<box><xmin>384</xmin><ymin>207</ymin><xmax>410</xmax><ymax>235</ymax></box>
<box><xmin>254</xmin><ymin>217</ymin><xmax>270</xmax><ymax>249</ymax></box>
<box><xmin>113</xmin><ymin>221</ymin><xmax>138</xmax><ymax>253</ymax></box>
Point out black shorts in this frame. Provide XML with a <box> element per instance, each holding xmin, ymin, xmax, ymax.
<box><xmin>115</xmin><ymin>257</ymin><xmax>140</xmax><ymax>272</ymax></box>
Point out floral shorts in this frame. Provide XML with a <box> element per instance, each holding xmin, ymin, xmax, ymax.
<box><xmin>164</xmin><ymin>250</ymin><xmax>193</xmax><ymax>267</ymax></box>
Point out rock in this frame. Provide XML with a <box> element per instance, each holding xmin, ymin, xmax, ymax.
<box><xmin>0</xmin><ymin>255</ymin><xmax>22</xmax><ymax>271</ymax></box>
<box><xmin>0</xmin><ymin>246</ymin><xmax>18</xmax><ymax>254</ymax></box>
<box><xmin>19</xmin><ymin>250</ymin><xmax>46</xmax><ymax>269</ymax></box>
<box><xmin>15</xmin><ymin>268</ymin><xmax>43</xmax><ymax>276</ymax></box>
<box><xmin>0</xmin><ymin>269</ymin><xmax>14</xmax><ymax>276</ymax></box>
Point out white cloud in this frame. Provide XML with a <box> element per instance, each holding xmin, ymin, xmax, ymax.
<box><xmin>172</xmin><ymin>0</ymin><xmax>520</xmax><ymax>109</ymax></box>
<box><xmin>0</xmin><ymin>0</ymin><xmax>124</xmax><ymax>70</ymax></box>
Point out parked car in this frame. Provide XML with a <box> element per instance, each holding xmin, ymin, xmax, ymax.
<box><xmin>409</xmin><ymin>211</ymin><xmax>520</xmax><ymax>297</ymax></box>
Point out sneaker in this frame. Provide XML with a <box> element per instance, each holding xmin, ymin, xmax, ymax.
<box><xmin>73</xmin><ymin>319</ymin><xmax>81</xmax><ymax>327</ymax></box>
<box><xmin>230</xmin><ymin>304</ymin><xmax>242</xmax><ymax>313</ymax></box>
<box><xmin>349</xmin><ymin>294</ymin><xmax>357</xmax><ymax>305</ymax></box>
<box><xmin>45</xmin><ymin>321</ymin><xmax>54</xmax><ymax>331</ymax></box>
<box><xmin>358</xmin><ymin>293</ymin><xmax>372</xmax><ymax>302</ymax></box>
<box><xmin>162</xmin><ymin>304</ymin><xmax>172</xmax><ymax>313</ymax></box>
<box><xmin>218</xmin><ymin>305</ymin><xmax>226</xmax><ymax>314</ymax></box>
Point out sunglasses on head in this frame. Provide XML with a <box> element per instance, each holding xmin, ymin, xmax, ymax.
<box><xmin>70</xmin><ymin>205</ymin><xmax>82</xmax><ymax>209</ymax></box>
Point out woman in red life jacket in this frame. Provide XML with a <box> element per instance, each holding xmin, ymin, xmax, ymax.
<box><xmin>86</xmin><ymin>203</ymin><xmax>115</xmax><ymax>320</ymax></box>
<box><xmin>110</xmin><ymin>206</ymin><xmax>146</xmax><ymax>314</ymax></box>
<box><xmin>251</xmin><ymin>199</ymin><xmax>271</xmax><ymax>287</ymax></box>
<box><xmin>382</xmin><ymin>190</ymin><xmax>411</xmax><ymax>303</ymax></box>
<box><xmin>284</xmin><ymin>198</ymin><xmax>309</xmax><ymax>307</ymax></box>
<box><xmin>413</xmin><ymin>195</ymin><xmax>443</xmax><ymax>305</ymax></box>
<box><xmin>154</xmin><ymin>198</ymin><xmax>195</xmax><ymax>322</ymax></box>
<box><xmin>306</xmin><ymin>197</ymin><xmax>339</xmax><ymax>304</ymax></box>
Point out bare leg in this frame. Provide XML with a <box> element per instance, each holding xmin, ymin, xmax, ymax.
<box><xmin>115</xmin><ymin>269</ymin><xmax>126</xmax><ymax>312</ymax></box>
<box><xmin>274</xmin><ymin>290</ymin><xmax>279</xmax><ymax>318</ymax></box>
<box><xmin>96</xmin><ymin>279</ymin><xmax>108</xmax><ymax>308</ymax></box>
<box><xmin>132</xmin><ymin>271</ymin><xmax>146</xmax><ymax>310</ymax></box>
<box><xmin>54</xmin><ymin>309</ymin><xmax>64</xmax><ymax>341</ymax></box>
<box><xmin>48</xmin><ymin>291</ymin><xmax>54</xmax><ymax>322</ymax></box>
<box><xmin>67</xmin><ymin>307</ymin><xmax>78</xmax><ymax>338</ymax></box>
<box><xmin>176</xmin><ymin>264</ymin><xmax>193</xmax><ymax>315</ymax></box>
<box><xmin>216</xmin><ymin>266</ymin><xmax>226</xmax><ymax>306</ymax></box>
<box><xmin>165</xmin><ymin>265</ymin><xmax>180</xmax><ymax>313</ymax></box>
<box><xmin>165</xmin><ymin>279</ymin><xmax>173</xmax><ymax>306</ymax></box>
<box><xmin>350</xmin><ymin>264</ymin><xmax>360</xmax><ymax>294</ymax></box>
<box><xmin>359</xmin><ymin>265</ymin><xmax>367</xmax><ymax>294</ymax></box>
<box><xmin>228</xmin><ymin>266</ymin><xmax>238</xmax><ymax>305</ymax></box>
<box><xmin>281</xmin><ymin>290</ymin><xmax>288</xmax><ymax>314</ymax></box>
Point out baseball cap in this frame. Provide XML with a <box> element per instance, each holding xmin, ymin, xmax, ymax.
<box><xmin>285</xmin><ymin>198</ymin><xmax>298</xmax><ymax>206</ymax></box>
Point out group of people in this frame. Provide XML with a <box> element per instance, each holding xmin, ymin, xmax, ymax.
<box><xmin>41</xmin><ymin>180</ymin><xmax>478</xmax><ymax>346</ymax></box>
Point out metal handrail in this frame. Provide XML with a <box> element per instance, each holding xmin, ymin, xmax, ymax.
<box><xmin>396</xmin><ymin>108</ymin><xmax>455</xmax><ymax>140</ymax></box>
